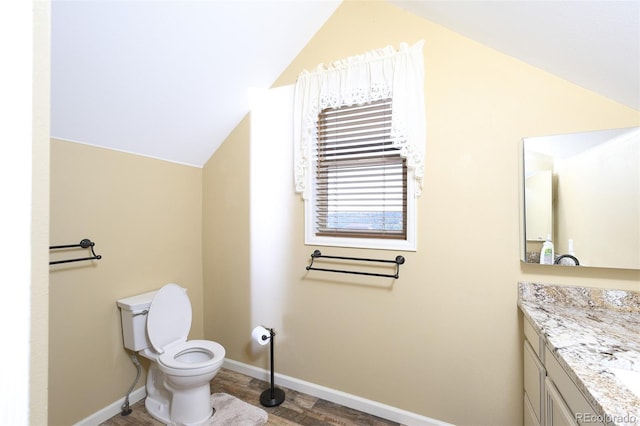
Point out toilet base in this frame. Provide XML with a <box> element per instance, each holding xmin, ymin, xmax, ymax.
<box><xmin>165</xmin><ymin>380</ymin><xmax>214</xmax><ymax>425</ymax></box>
<box><xmin>145</xmin><ymin>393</ymin><xmax>214</xmax><ymax>426</ymax></box>
<box><xmin>145</xmin><ymin>394</ymin><xmax>171</xmax><ymax>424</ymax></box>
<box><xmin>142</xmin><ymin>360</ymin><xmax>215</xmax><ymax>426</ymax></box>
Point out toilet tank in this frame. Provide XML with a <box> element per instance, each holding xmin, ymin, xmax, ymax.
<box><xmin>116</xmin><ymin>290</ymin><xmax>157</xmax><ymax>351</ymax></box>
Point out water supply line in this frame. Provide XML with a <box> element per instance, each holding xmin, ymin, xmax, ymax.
<box><xmin>120</xmin><ymin>351</ymin><xmax>142</xmax><ymax>416</ymax></box>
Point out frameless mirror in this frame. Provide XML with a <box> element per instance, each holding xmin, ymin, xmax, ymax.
<box><xmin>521</xmin><ymin>126</ymin><xmax>640</xmax><ymax>269</ymax></box>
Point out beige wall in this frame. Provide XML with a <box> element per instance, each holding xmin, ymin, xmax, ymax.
<box><xmin>202</xmin><ymin>2</ymin><xmax>640</xmax><ymax>425</ymax></box>
<box><xmin>202</xmin><ymin>115</ymin><xmax>253</xmax><ymax>357</ymax></box>
<box><xmin>49</xmin><ymin>140</ymin><xmax>204</xmax><ymax>425</ymax></box>
<box><xmin>32</xmin><ymin>2</ymin><xmax>50</xmax><ymax>425</ymax></box>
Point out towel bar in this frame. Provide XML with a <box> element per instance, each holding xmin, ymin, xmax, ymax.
<box><xmin>49</xmin><ymin>238</ymin><xmax>102</xmax><ymax>265</ymax></box>
<box><xmin>305</xmin><ymin>249</ymin><xmax>404</xmax><ymax>279</ymax></box>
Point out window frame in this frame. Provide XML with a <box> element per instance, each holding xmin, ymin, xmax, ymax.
<box><xmin>305</xmin><ymin>101</ymin><xmax>417</xmax><ymax>251</ymax></box>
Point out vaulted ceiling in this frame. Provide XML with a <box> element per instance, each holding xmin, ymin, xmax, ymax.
<box><xmin>51</xmin><ymin>0</ymin><xmax>640</xmax><ymax>167</ymax></box>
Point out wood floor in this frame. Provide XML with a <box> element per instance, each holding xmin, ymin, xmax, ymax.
<box><xmin>101</xmin><ymin>368</ymin><xmax>404</xmax><ymax>426</ymax></box>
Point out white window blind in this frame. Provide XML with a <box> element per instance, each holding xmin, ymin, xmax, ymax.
<box><xmin>314</xmin><ymin>98</ymin><xmax>407</xmax><ymax>239</ymax></box>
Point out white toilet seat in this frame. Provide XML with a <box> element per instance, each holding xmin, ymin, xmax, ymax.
<box><xmin>158</xmin><ymin>340</ymin><xmax>225</xmax><ymax>376</ymax></box>
<box><xmin>147</xmin><ymin>284</ymin><xmax>225</xmax><ymax>378</ymax></box>
<box><xmin>147</xmin><ymin>283</ymin><xmax>192</xmax><ymax>354</ymax></box>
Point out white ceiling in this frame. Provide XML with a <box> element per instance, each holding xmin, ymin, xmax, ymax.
<box><xmin>51</xmin><ymin>0</ymin><xmax>640</xmax><ymax>167</ymax></box>
<box><xmin>51</xmin><ymin>0</ymin><xmax>341</xmax><ymax>166</ymax></box>
<box><xmin>391</xmin><ymin>0</ymin><xmax>640</xmax><ymax>109</ymax></box>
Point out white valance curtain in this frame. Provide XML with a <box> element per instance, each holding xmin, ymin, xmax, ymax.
<box><xmin>293</xmin><ymin>40</ymin><xmax>426</xmax><ymax>200</ymax></box>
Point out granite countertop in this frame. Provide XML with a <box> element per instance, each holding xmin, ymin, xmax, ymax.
<box><xmin>518</xmin><ymin>281</ymin><xmax>640</xmax><ymax>426</ymax></box>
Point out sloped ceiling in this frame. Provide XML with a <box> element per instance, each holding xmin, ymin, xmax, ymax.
<box><xmin>51</xmin><ymin>0</ymin><xmax>640</xmax><ymax>167</ymax></box>
<box><xmin>51</xmin><ymin>0</ymin><xmax>342</xmax><ymax>166</ymax></box>
<box><xmin>390</xmin><ymin>0</ymin><xmax>640</xmax><ymax>110</ymax></box>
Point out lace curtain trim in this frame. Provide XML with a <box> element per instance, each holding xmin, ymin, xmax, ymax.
<box><xmin>293</xmin><ymin>41</ymin><xmax>425</xmax><ymax>199</ymax></box>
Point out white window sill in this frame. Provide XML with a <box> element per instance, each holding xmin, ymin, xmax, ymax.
<box><xmin>305</xmin><ymin>235</ymin><xmax>416</xmax><ymax>252</ymax></box>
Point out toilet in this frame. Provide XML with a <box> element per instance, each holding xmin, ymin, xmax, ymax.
<box><xmin>117</xmin><ymin>283</ymin><xmax>225</xmax><ymax>425</ymax></box>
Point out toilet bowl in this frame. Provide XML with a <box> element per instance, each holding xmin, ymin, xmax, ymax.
<box><xmin>117</xmin><ymin>283</ymin><xmax>226</xmax><ymax>426</ymax></box>
<box><xmin>159</xmin><ymin>340</ymin><xmax>224</xmax><ymax>377</ymax></box>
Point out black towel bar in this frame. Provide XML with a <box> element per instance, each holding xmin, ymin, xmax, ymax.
<box><xmin>49</xmin><ymin>238</ymin><xmax>102</xmax><ymax>265</ymax></box>
<box><xmin>305</xmin><ymin>249</ymin><xmax>404</xmax><ymax>279</ymax></box>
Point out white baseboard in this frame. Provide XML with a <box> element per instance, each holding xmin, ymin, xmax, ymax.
<box><xmin>73</xmin><ymin>386</ymin><xmax>146</xmax><ymax>426</ymax></box>
<box><xmin>223</xmin><ymin>359</ymin><xmax>452</xmax><ymax>426</ymax></box>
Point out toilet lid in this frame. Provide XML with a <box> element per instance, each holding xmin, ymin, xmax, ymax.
<box><xmin>147</xmin><ymin>283</ymin><xmax>192</xmax><ymax>354</ymax></box>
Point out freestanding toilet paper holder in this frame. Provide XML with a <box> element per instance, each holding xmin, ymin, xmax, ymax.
<box><xmin>252</xmin><ymin>326</ymin><xmax>285</xmax><ymax>407</ymax></box>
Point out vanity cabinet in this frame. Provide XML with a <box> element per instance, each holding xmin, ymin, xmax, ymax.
<box><xmin>524</xmin><ymin>319</ymin><xmax>546</xmax><ymax>426</ymax></box>
<box><xmin>522</xmin><ymin>318</ymin><xmax>603</xmax><ymax>426</ymax></box>
<box><xmin>545</xmin><ymin>377</ymin><xmax>577</xmax><ymax>426</ymax></box>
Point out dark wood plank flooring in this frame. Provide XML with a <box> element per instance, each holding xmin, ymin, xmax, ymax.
<box><xmin>101</xmin><ymin>368</ymin><xmax>403</xmax><ymax>426</ymax></box>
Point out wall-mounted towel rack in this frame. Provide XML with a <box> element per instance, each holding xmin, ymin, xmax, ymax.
<box><xmin>49</xmin><ymin>238</ymin><xmax>102</xmax><ymax>265</ymax></box>
<box><xmin>305</xmin><ymin>249</ymin><xmax>405</xmax><ymax>279</ymax></box>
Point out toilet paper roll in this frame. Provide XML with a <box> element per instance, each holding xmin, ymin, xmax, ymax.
<box><xmin>252</xmin><ymin>326</ymin><xmax>270</xmax><ymax>345</ymax></box>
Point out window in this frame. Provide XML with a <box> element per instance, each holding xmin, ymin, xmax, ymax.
<box><xmin>314</xmin><ymin>99</ymin><xmax>407</xmax><ymax>240</ymax></box>
<box><xmin>294</xmin><ymin>41</ymin><xmax>425</xmax><ymax>251</ymax></box>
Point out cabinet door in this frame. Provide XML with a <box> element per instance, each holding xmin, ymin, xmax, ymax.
<box><xmin>524</xmin><ymin>318</ymin><xmax>543</xmax><ymax>359</ymax></box>
<box><xmin>546</xmin><ymin>378</ymin><xmax>577</xmax><ymax>426</ymax></box>
<box><xmin>525</xmin><ymin>394</ymin><xmax>540</xmax><ymax>426</ymax></box>
<box><xmin>524</xmin><ymin>340</ymin><xmax>545</xmax><ymax>425</ymax></box>
<box><xmin>544</xmin><ymin>348</ymin><xmax>603</xmax><ymax>426</ymax></box>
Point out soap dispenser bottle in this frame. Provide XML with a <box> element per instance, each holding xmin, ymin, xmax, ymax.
<box><xmin>540</xmin><ymin>235</ymin><xmax>554</xmax><ymax>265</ymax></box>
<box><xmin>557</xmin><ymin>238</ymin><xmax>578</xmax><ymax>265</ymax></box>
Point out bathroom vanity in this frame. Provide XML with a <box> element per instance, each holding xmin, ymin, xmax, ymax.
<box><xmin>518</xmin><ymin>282</ymin><xmax>640</xmax><ymax>426</ymax></box>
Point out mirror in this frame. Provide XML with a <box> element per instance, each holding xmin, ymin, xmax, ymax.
<box><xmin>521</xmin><ymin>126</ymin><xmax>640</xmax><ymax>269</ymax></box>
